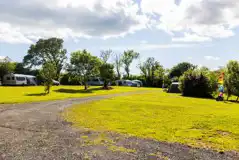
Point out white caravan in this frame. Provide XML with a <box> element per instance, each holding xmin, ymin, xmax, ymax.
<box><xmin>3</xmin><ymin>74</ymin><xmax>37</xmax><ymax>86</ymax></box>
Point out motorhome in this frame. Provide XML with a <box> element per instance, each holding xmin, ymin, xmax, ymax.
<box><xmin>115</xmin><ymin>80</ymin><xmax>139</xmax><ymax>87</ymax></box>
<box><xmin>88</xmin><ymin>77</ymin><xmax>104</xmax><ymax>86</ymax></box>
<box><xmin>2</xmin><ymin>74</ymin><xmax>37</xmax><ymax>86</ymax></box>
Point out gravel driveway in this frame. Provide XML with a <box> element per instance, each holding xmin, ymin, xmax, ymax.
<box><xmin>0</xmin><ymin>92</ymin><xmax>238</xmax><ymax>160</ymax></box>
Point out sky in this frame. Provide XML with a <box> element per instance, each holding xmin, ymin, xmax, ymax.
<box><xmin>1</xmin><ymin>0</ymin><xmax>239</xmax><ymax>74</ymax></box>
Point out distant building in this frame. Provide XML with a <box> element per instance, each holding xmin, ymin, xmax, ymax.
<box><xmin>0</xmin><ymin>56</ymin><xmax>12</xmax><ymax>63</ymax></box>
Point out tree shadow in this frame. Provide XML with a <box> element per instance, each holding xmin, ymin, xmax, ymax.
<box><xmin>179</xmin><ymin>95</ymin><xmax>215</xmax><ymax>100</ymax></box>
<box><xmin>227</xmin><ymin>100</ymin><xmax>239</xmax><ymax>104</ymax></box>
<box><xmin>53</xmin><ymin>87</ymin><xmax>103</xmax><ymax>94</ymax></box>
<box><xmin>25</xmin><ymin>93</ymin><xmax>47</xmax><ymax>96</ymax></box>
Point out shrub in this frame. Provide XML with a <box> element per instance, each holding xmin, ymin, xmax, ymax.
<box><xmin>179</xmin><ymin>69</ymin><xmax>217</xmax><ymax>98</ymax></box>
<box><xmin>60</xmin><ymin>73</ymin><xmax>82</xmax><ymax>85</ymax></box>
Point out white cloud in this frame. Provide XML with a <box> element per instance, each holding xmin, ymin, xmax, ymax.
<box><xmin>107</xmin><ymin>43</ymin><xmax>196</xmax><ymax>51</ymax></box>
<box><xmin>172</xmin><ymin>33</ymin><xmax>212</xmax><ymax>42</ymax></box>
<box><xmin>204</xmin><ymin>56</ymin><xmax>220</xmax><ymax>61</ymax></box>
<box><xmin>0</xmin><ymin>0</ymin><xmax>148</xmax><ymax>43</ymax></box>
<box><xmin>1</xmin><ymin>0</ymin><xmax>239</xmax><ymax>44</ymax></box>
<box><xmin>141</xmin><ymin>0</ymin><xmax>239</xmax><ymax>42</ymax></box>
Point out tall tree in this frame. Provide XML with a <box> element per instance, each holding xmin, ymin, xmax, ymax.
<box><xmin>113</xmin><ymin>53</ymin><xmax>122</xmax><ymax>79</ymax></box>
<box><xmin>139</xmin><ymin>57</ymin><xmax>164</xmax><ymax>87</ymax></box>
<box><xmin>0</xmin><ymin>62</ymin><xmax>15</xmax><ymax>81</ymax></box>
<box><xmin>99</xmin><ymin>49</ymin><xmax>114</xmax><ymax>89</ymax></box>
<box><xmin>69</xmin><ymin>50</ymin><xmax>101</xmax><ymax>90</ymax></box>
<box><xmin>121</xmin><ymin>50</ymin><xmax>139</xmax><ymax>78</ymax></box>
<box><xmin>100</xmin><ymin>63</ymin><xmax>114</xmax><ymax>89</ymax></box>
<box><xmin>169</xmin><ymin>62</ymin><xmax>196</xmax><ymax>78</ymax></box>
<box><xmin>14</xmin><ymin>62</ymin><xmax>31</xmax><ymax>74</ymax></box>
<box><xmin>40</xmin><ymin>62</ymin><xmax>57</xmax><ymax>94</ymax></box>
<box><xmin>224</xmin><ymin>61</ymin><xmax>239</xmax><ymax>101</ymax></box>
<box><xmin>23</xmin><ymin>37</ymin><xmax>67</xmax><ymax>80</ymax></box>
<box><xmin>100</xmin><ymin>49</ymin><xmax>112</xmax><ymax>63</ymax></box>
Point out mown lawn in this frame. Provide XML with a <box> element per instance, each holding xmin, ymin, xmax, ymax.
<box><xmin>64</xmin><ymin>91</ymin><xmax>239</xmax><ymax>152</ymax></box>
<box><xmin>0</xmin><ymin>86</ymin><xmax>153</xmax><ymax>104</ymax></box>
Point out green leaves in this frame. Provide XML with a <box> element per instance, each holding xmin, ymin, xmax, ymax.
<box><xmin>121</xmin><ymin>50</ymin><xmax>139</xmax><ymax>78</ymax></box>
<box><xmin>40</xmin><ymin>62</ymin><xmax>57</xmax><ymax>94</ymax></box>
<box><xmin>23</xmin><ymin>37</ymin><xmax>67</xmax><ymax>79</ymax></box>
<box><xmin>224</xmin><ymin>60</ymin><xmax>239</xmax><ymax>100</ymax></box>
<box><xmin>0</xmin><ymin>62</ymin><xmax>15</xmax><ymax>81</ymax></box>
<box><xmin>100</xmin><ymin>63</ymin><xmax>114</xmax><ymax>88</ymax></box>
<box><xmin>139</xmin><ymin>57</ymin><xmax>164</xmax><ymax>87</ymax></box>
<box><xmin>69</xmin><ymin>50</ymin><xmax>102</xmax><ymax>89</ymax></box>
<box><xmin>179</xmin><ymin>69</ymin><xmax>217</xmax><ymax>98</ymax></box>
<box><xmin>169</xmin><ymin>62</ymin><xmax>196</xmax><ymax>78</ymax></box>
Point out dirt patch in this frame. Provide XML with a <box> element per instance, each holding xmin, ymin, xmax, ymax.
<box><xmin>216</xmin><ymin>130</ymin><xmax>233</xmax><ymax>136</ymax></box>
<box><xmin>0</xmin><ymin>93</ymin><xmax>238</xmax><ymax>160</ymax></box>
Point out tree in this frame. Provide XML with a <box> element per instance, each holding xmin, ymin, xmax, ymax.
<box><xmin>224</xmin><ymin>61</ymin><xmax>239</xmax><ymax>101</ymax></box>
<box><xmin>100</xmin><ymin>63</ymin><xmax>114</xmax><ymax>89</ymax></box>
<box><xmin>14</xmin><ymin>62</ymin><xmax>31</xmax><ymax>74</ymax></box>
<box><xmin>0</xmin><ymin>62</ymin><xmax>15</xmax><ymax>81</ymax></box>
<box><xmin>169</xmin><ymin>62</ymin><xmax>196</xmax><ymax>78</ymax></box>
<box><xmin>23</xmin><ymin>37</ymin><xmax>67</xmax><ymax>80</ymax></box>
<box><xmin>99</xmin><ymin>49</ymin><xmax>115</xmax><ymax>89</ymax></box>
<box><xmin>113</xmin><ymin>53</ymin><xmax>122</xmax><ymax>79</ymax></box>
<box><xmin>40</xmin><ymin>62</ymin><xmax>57</xmax><ymax>94</ymax></box>
<box><xmin>139</xmin><ymin>57</ymin><xmax>164</xmax><ymax>87</ymax></box>
<box><xmin>69</xmin><ymin>50</ymin><xmax>101</xmax><ymax>90</ymax></box>
<box><xmin>100</xmin><ymin>49</ymin><xmax>112</xmax><ymax>63</ymax></box>
<box><xmin>179</xmin><ymin>69</ymin><xmax>217</xmax><ymax>98</ymax></box>
<box><xmin>121</xmin><ymin>50</ymin><xmax>139</xmax><ymax>78</ymax></box>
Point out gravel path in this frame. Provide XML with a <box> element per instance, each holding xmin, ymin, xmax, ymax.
<box><xmin>0</xmin><ymin>92</ymin><xmax>238</xmax><ymax>160</ymax></box>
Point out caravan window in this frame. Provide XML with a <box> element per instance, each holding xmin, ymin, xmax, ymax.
<box><xmin>16</xmin><ymin>77</ymin><xmax>25</xmax><ymax>81</ymax></box>
<box><xmin>12</xmin><ymin>77</ymin><xmax>15</xmax><ymax>80</ymax></box>
<box><xmin>6</xmin><ymin>77</ymin><xmax>10</xmax><ymax>80</ymax></box>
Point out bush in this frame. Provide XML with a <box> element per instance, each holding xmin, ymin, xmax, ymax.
<box><xmin>179</xmin><ymin>69</ymin><xmax>217</xmax><ymax>98</ymax></box>
<box><xmin>60</xmin><ymin>73</ymin><xmax>82</xmax><ymax>85</ymax></box>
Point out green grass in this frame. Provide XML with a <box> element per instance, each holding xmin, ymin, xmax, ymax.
<box><xmin>64</xmin><ymin>91</ymin><xmax>239</xmax><ymax>152</ymax></box>
<box><xmin>0</xmin><ymin>86</ymin><xmax>153</xmax><ymax>104</ymax></box>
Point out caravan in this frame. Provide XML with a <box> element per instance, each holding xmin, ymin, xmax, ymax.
<box><xmin>3</xmin><ymin>74</ymin><xmax>37</xmax><ymax>86</ymax></box>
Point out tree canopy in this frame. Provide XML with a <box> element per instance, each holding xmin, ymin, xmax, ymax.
<box><xmin>0</xmin><ymin>62</ymin><xmax>15</xmax><ymax>81</ymax></box>
<box><xmin>169</xmin><ymin>62</ymin><xmax>196</xmax><ymax>78</ymax></box>
<box><xmin>121</xmin><ymin>50</ymin><xmax>139</xmax><ymax>78</ymax></box>
<box><xmin>23</xmin><ymin>37</ymin><xmax>67</xmax><ymax>80</ymax></box>
<box><xmin>224</xmin><ymin>60</ymin><xmax>239</xmax><ymax>101</ymax></box>
<box><xmin>139</xmin><ymin>57</ymin><xmax>164</xmax><ymax>87</ymax></box>
<box><xmin>40</xmin><ymin>62</ymin><xmax>57</xmax><ymax>94</ymax></box>
<box><xmin>100</xmin><ymin>49</ymin><xmax>112</xmax><ymax>63</ymax></box>
<box><xmin>179</xmin><ymin>69</ymin><xmax>217</xmax><ymax>98</ymax></box>
<box><xmin>69</xmin><ymin>50</ymin><xmax>101</xmax><ymax>90</ymax></box>
<box><xmin>113</xmin><ymin>53</ymin><xmax>122</xmax><ymax>79</ymax></box>
<box><xmin>100</xmin><ymin>63</ymin><xmax>114</xmax><ymax>89</ymax></box>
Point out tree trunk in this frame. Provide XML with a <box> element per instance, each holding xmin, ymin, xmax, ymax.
<box><xmin>227</xmin><ymin>95</ymin><xmax>229</xmax><ymax>101</ymax></box>
<box><xmin>84</xmin><ymin>77</ymin><xmax>88</xmax><ymax>90</ymax></box>
<box><xmin>103</xmin><ymin>80</ymin><xmax>108</xmax><ymax>89</ymax></box>
<box><xmin>236</xmin><ymin>96</ymin><xmax>239</xmax><ymax>102</ymax></box>
<box><xmin>116</xmin><ymin>68</ymin><xmax>121</xmax><ymax>80</ymax></box>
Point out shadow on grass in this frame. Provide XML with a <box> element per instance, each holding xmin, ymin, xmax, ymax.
<box><xmin>25</xmin><ymin>93</ymin><xmax>47</xmax><ymax>96</ymax></box>
<box><xmin>53</xmin><ymin>87</ymin><xmax>103</xmax><ymax>94</ymax></box>
<box><xmin>179</xmin><ymin>95</ymin><xmax>214</xmax><ymax>100</ymax></box>
<box><xmin>227</xmin><ymin>100</ymin><xmax>239</xmax><ymax>104</ymax></box>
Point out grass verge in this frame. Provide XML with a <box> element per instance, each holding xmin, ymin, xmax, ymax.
<box><xmin>64</xmin><ymin>91</ymin><xmax>239</xmax><ymax>152</ymax></box>
<box><xmin>0</xmin><ymin>86</ymin><xmax>154</xmax><ymax>104</ymax></box>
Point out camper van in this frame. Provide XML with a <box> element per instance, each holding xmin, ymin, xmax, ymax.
<box><xmin>3</xmin><ymin>74</ymin><xmax>37</xmax><ymax>86</ymax></box>
<box><xmin>88</xmin><ymin>77</ymin><xmax>104</xmax><ymax>86</ymax></box>
<box><xmin>115</xmin><ymin>80</ymin><xmax>140</xmax><ymax>87</ymax></box>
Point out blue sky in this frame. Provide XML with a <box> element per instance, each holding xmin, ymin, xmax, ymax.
<box><xmin>1</xmin><ymin>0</ymin><xmax>239</xmax><ymax>74</ymax></box>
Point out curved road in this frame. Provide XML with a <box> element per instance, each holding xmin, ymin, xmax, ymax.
<box><xmin>0</xmin><ymin>92</ymin><xmax>238</xmax><ymax>160</ymax></box>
